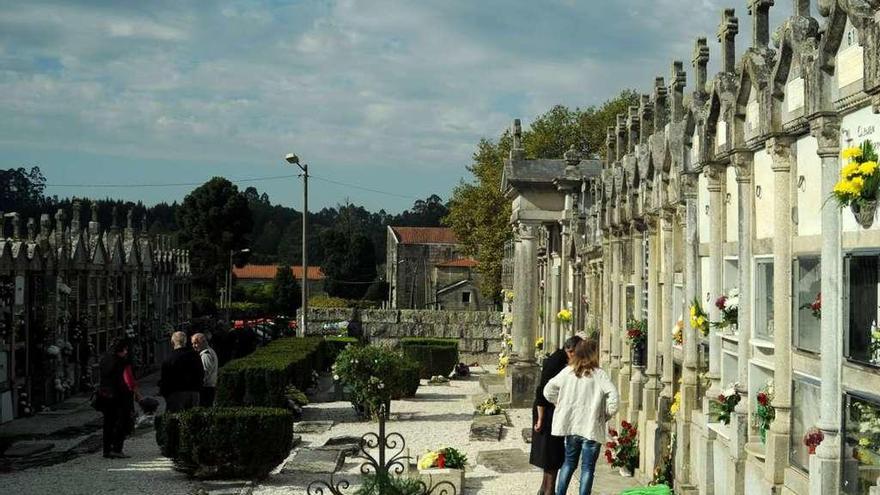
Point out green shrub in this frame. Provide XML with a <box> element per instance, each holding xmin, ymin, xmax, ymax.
<box><xmin>393</xmin><ymin>355</ymin><xmax>421</xmax><ymax>399</ymax></box>
<box><xmin>355</xmin><ymin>472</ymin><xmax>423</xmax><ymax>495</ymax></box>
<box><xmin>216</xmin><ymin>337</ymin><xmax>323</xmax><ymax>407</ymax></box>
<box><xmin>156</xmin><ymin>407</ymin><xmax>293</xmax><ymax>479</ymax></box>
<box><xmin>334</xmin><ymin>345</ymin><xmax>419</xmax><ymax>417</ymax></box>
<box><xmin>323</xmin><ymin>336</ymin><xmax>360</xmax><ymax>369</ymax></box>
<box><xmin>309</xmin><ymin>295</ymin><xmax>350</xmax><ymax>308</ymax></box>
<box><xmin>399</xmin><ymin>338</ymin><xmax>460</xmax><ymax>379</ymax></box>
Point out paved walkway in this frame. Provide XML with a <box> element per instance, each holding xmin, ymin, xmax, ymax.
<box><xmin>0</xmin><ymin>367</ymin><xmax>643</xmax><ymax>495</ymax></box>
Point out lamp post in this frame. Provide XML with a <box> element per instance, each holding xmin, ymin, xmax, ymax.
<box><xmin>227</xmin><ymin>248</ymin><xmax>250</xmax><ymax>324</ymax></box>
<box><xmin>285</xmin><ymin>153</ymin><xmax>309</xmax><ymax>338</ymax></box>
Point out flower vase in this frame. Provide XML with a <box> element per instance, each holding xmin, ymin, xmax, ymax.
<box><xmin>851</xmin><ymin>199</ymin><xmax>878</xmax><ymax>229</ymax></box>
<box><xmin>619</xmin><ymin>466</ymin><xmax>633</xmax><ymax>477</ymax></box>
<box><xmin>631</xmin><ymin>342</ymin><xmax>646</xmax><ymax>367</ymax></box>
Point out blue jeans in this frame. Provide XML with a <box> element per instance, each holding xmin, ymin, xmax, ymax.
<box><xmin>556</xmin><ymin>435</ymin><xmax>601</xmax><ymax>495</ymax></box>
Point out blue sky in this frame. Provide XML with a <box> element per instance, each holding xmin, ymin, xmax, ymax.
<box><xmin>1</xmin><ymin>0</ymin><xmax>794</xmax><ymax>212</ymax></box>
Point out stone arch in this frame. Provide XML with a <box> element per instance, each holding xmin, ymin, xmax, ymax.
<box><xmin>733</xmin><ymin>69</ymin><xmax>754</xmax><ymax>147</ymax></box>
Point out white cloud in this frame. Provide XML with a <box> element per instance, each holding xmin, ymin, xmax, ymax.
<box><xmin>0</xmin><ymin>0</ymin><xmax>799</xmax><ymax>202</ymax></box>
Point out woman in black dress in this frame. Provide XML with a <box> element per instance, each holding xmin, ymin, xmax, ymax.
<box><xmin>530</xmin><ymin>335</ymin><xmax>582</xmax><ymax>495</ymax></box>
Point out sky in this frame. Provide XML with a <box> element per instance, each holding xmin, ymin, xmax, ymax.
<box><xmin>1</xmin><ymin>0</ymin><xmax>796</xmax><ymax>213</ymax></box>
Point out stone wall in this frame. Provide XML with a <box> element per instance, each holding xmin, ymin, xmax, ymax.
<box><xmin>303</xmin><ymin>308</ymin><xmax>503</xmax><ymax>358</ymax></box>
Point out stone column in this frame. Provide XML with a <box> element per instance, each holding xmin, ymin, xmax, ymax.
<box><xmin>677</xmin><ymin>173</ymin><xmax>700</xmax><ymax>490</ymax></box>
<box><xmin>630</xmin><ymin>224</ymin><xmax>646</xmax><ymax>422</ymax></box>
<box><xmin>644</xmin><ymin>219</ymin><xmax>662</xmax><ymax>420</ymax></box>
<box><xmin>809</xmin><ymin>114</ymin><xmax>843</xmax><ymax>495</ymax></box>
<box><xmin>705</xmin><ymin>163</ymin><xmax>726</xmax><ymax>400</ymax></box>
<box><xmin>511</xmin><ymin>222</ymin><xmax>538</xmax><ymax>361</ymax></box>
<box><xmin>765</xmin><ymin>137</ymin><xmax>794</xmax><ymax>484</ymax></box>
<box><xmin>549</xmin><ymin>253</ymin><xmax>561</xmax><ymax>351</ymax></box>
<box><xmin>728</xmin><ymin>150</ymin><xmax>754</xmax><ymax>495</ymax></box>
<box><xmin>610</xmin><ymin>234</ymin><xmax>623</xmax><ymax>374</ymax></box>
<box><xmin>661</xmin><ymin>211</ymin><xmax>675</xmax><ymax>400</ymax></box>
<box><xmin>618</xmin><ymin>230</ymin><xmax>633</xmax><ymax>420</ymax></box>
<box><xmin>601</xmin><ymin>240</ymin><xmax>612</xmax><ymax>368</ymax></box>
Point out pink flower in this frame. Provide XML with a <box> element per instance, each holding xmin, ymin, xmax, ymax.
<box><xmin>715</xmin><ymin>295</ymin><xmax>727</xmax><ymax>310</ymax></box>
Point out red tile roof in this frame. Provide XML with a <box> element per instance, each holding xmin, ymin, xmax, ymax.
<box><xmin>390</xmin><ymin>226</ymin><xmax>459</xmax><ymax>245</ymax></box>
<box><xmin>435</xmin><ymin>258</ymin><xmax>479</xmax><ymax>268</ymax></box>
<box><xmin>233</xmin><ymin>264</ymin><xmax>326</xmax><ymax>281</ymax></box>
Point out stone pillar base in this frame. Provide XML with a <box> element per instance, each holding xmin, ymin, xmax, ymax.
<box><xmin>505</xmin><ymin>360</ymin><xmax>540</xmax><ymax>409</ymax></box>
<box><xmin>810</xmin><ymin>453</ymin><xmax>841</xmax><ymax>495</ymax></box>
<box><xmin>763</xmin><ymin>429</ymin><xmax>789</xmax><ymax>485</ymax></box>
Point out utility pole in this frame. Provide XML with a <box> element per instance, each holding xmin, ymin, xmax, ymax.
<box><xmin>285</xmin><ymin>153</ymin><xmax>309</xmax><ymax>337</ymax></box>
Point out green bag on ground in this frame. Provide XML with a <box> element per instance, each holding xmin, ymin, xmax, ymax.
<box><xmin>619</xmin><ymin>485</ymin><xmax>672</xmax><ymax>495</ymax></box>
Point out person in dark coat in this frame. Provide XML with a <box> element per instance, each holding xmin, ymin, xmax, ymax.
<box><xmin>530</xmin><ymin>334</ymin><xmax>583</xmax><ymax>495</ymax></box>
<box><xmin>159</xmin><ymin>331</ymin><xmax>204</xmax><ymax>413</ymax></box>
<box><xmin>98</xmin><ymin>338</ymin><xmax>140</xmax><ymax>459</ymax></box>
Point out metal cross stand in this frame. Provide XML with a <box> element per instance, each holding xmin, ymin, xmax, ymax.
<box><xmin>307</xmin><ymin>404</ymin><xmax>457</xmax><ymax>495</ymax></box>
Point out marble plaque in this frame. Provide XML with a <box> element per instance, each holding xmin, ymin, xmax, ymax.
<box><xmin>786</xmin><ymin>78</ymin><xmax>804</xmax><ymax>112</ymax></box>
<box><xmin>716</xmin><ymin>120</ymin><xmax>728</xmax><ymax>148</ymax></box>
<box><xmin>747</xmin><ymin>100</ymin><xmax>759</xmax><ymax>133</ymax></box>
<box><xmin>837</xmin><ymin>44</ymin><xmax>864</xmax><ymax>89</ymax></box>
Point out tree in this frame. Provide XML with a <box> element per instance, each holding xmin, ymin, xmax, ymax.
<box><xmin>0</xmin><ymin>166</ymin><xmax>48</xmax><ymax>218</ymax></box>
<box><xmin>176</xmin><ymin>177</ymin><xmax>253</xmax><ymax>300</ymax></box>
<box><xmin>272</xmin><ymin>265</ymin><xmax>301</xmax><ymax>314</ymax></box>
<box><xmin>445</xmin><ymin>90</ymin><xmax>639</xmax><ymax>303</ymax></box>
<box><xmin>445</xmin><ymin>138</ymin><xmax>511</xmax><ymax>303</ymax></box>
<box><xmin>362</xmin><ymin>281</ymin><xmax>390</xmax><ymax>302</ymax></box>
<box><xmin>321</xmin><ymin>229</ymin><xmax>377</xmax><ymax>300</ymax></box>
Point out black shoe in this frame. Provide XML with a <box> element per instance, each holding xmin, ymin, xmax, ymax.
<box><xmin>106</xmin><ymin>452</ymin><xmax>130</xmax><ymax>459</ymax></box>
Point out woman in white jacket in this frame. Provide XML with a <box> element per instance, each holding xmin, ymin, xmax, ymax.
<box><xmin>543</xmin><ymin>339</ymin><xmax>619</xmax><ymax>495</ymax></box>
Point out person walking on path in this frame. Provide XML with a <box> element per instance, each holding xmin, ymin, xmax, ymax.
<box><xmin>531</xmin><ymin>335</ymin><xmax>583</xmax><ymax>495</ymax></box>
<box><xmin>544</xmin><ymin>339</ymin><xmax>619</xmax><ymax>495</ymax></box>
<box><xmin>159</xmin><ymin>331</ymin><xmax>204</xmax><ymax>413</ymax></box>
<box><xmin>191</xmin><ymin>333</ymin><xmax>218</xmax><ymax>407</ymax></box>
<box><xmin>98</xmin><ymin>338</ymin><xmax>141</xmax><ymax>459</ymax></box>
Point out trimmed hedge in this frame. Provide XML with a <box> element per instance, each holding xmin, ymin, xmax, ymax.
<box><xmin>392</xmin><ymin>355</ymin><xmax>421</xmax><ymax>399</ymax></box>
<box><xmin>156</xmin><ymin>407</ymin><xmax>293</xmax><ymax>479</ymax></box>
<box><xmin>216</xmin><ymin>337</ymin><xmax>323</xmax><ymax>407</ymax></box>
<box><xmin>399</xmin><ymin>338</ymin><xmax>460</xmax><ymax>379</ymax></box>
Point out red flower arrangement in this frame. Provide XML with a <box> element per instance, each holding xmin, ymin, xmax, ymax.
<box><xmin>800</xmin><ymin>292</ymin><xmax>821</xmax><ymax>319</ymax></box>
<box><xmin>604</xmin><ymin>421</ymin><xmax>639</xmax><ymax>472</ymax></box>
<box><xmin>804</xmin><ymin>427</ymin><xmax>824</xmax><ymax>455</ymax></box>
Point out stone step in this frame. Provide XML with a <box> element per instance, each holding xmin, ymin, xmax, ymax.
<box><xmin>478</xmin><ymin>374</ymin><xmax>506</xmax><ymax>394</ymax></box>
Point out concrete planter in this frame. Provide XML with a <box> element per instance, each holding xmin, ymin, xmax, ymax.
<box><xmin>417</xmin><ymin>467</ymin><xmax>465</xmax><ymax>493</ymax></box>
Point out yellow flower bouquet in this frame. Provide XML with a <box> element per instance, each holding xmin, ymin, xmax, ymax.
<box><xmin>690</xmin><ymin>298</ymin><xmax>709</xmax><ymax>337</ymax></box>
<box><xmin>834</xmin><ymin>140</ymin><xmax>880</xmax><ymax>228</ymax></box>
<box><xmin>557</xmin><ymin>309</ymin><xmax>573</xmax><ymax>324</ymax></box>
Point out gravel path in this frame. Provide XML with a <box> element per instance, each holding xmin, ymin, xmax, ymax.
<box><xmin>1</xmin><ymin>366</ymin><xmax>641</xmax><ymax>495</ymax></box>
<box><xmin>255</xmin><ymin>366</ymin><xmax>642</xmax><ymax>495</ymax></box>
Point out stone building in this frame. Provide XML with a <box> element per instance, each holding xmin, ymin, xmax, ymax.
<box><xmin>0</xmin><ymin>203</ymin><xmax>191</xmax><ymax>422</ymax></box>
<box><xmin>502</xmin><ymin>2</ymin><xmax>880</xmax><ymax>494</ymax></box>
<box><xmin>386</xmin><ymin>226</ymin><xmax>490</xmax><ymax>310</ymax></box>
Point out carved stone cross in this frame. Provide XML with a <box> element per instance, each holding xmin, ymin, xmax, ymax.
<box><xmin>747</xmin><ymin>0</ymin><xmax>774</xmax><ymax>48</ymax></box>
<box><xmin>717</xmin><ymin>8</ymin><xmax>739</xmax><ymax>73</ymax></box>
<box><xmin>693</xmin><ymin>38</ymin><xmax>710</xmax><ymax>97</ymax></box>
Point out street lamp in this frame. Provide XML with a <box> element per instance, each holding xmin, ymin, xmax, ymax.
<box><xmin>285</xmin><ymin>153</ymin><xmax>309</xmax><ymax>338</ymax></box>
<box><xmin>227</xmin><ymin>248</ymin><xmax>250</xmax><ymax>324</ymax></box>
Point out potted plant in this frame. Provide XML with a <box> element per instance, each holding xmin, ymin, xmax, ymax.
<box><xmin>417</xmin><ymin>447</ymin><xmax>467</xmax><ymax>493</ymax></box>
<box><xmin>475</xmin><ymin>396</ymin><xmax>503</xmax><ymax>416</ymax></box>
<box><xmin>626</xmin><ymin>319</ymin><xmax>648</xmax><ymax>366</ymax></box>
<box><xmin>604</xmin><ymin>421</ymin><xmax>639</xmax><ymax>477</ymax></box>
<box><xmin>834</xmin><ymin>141</ymin><xmax>880</xmax><ymax>228</ymax></box>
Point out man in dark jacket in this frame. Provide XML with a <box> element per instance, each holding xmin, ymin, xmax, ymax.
<box><xmin>159</xmin><ymin>331</ymin><xmax>204</xmax><ymax>413</ymax></box>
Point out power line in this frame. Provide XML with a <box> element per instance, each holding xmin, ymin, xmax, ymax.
<box><xmin>310</xmin><ymin>175</ymin><xmax>420</xmax><ymax>200</ymax></box>
<box><xmin>45</xmin><ymin>174</ymin><xmax>300</xmax><ymax>188</ymax></box>
<box><xmin>44</xmin><ymin>172</ymin><xmax>420</xmax><ymax>201</ymax></box>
